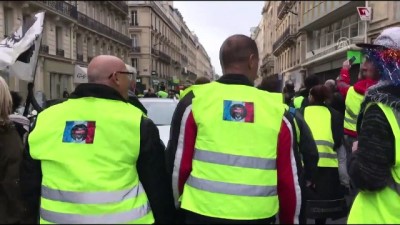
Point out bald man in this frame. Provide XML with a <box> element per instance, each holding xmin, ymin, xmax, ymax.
<box><xmin>22</xmin><ymin>55</ymin><xmax>175</xmax><ymax>224</ymax></box>
<box><xmin>167</xmin><ymin>35</ymin><xmax>300</xmax><ymax>224</ymax></box>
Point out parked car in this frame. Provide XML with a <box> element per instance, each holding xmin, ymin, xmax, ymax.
<box><xmin>139</xmin><ymin>98</ymin><xmax>178</xmax><ymax>148</ymax></box>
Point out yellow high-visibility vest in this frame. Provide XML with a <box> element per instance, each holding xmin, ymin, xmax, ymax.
<box><xmin>348</xmin><ymin>103</ymin><xmax>400</xmax><ymax>224</ymax></box>
<box><xmin>181</xmin><ymin>82</ymin><xmax>285</xmax><ymax>220</ymax></box>
<box><xmin>293</xmin><ymin>96</ymin><xmax>305</xmax><ymax>109</ymax></box>
<box><xmin>29</xmin><ymin>97</ymin><xmax>154</xmax><ymax>224</ymax></box>
<box><xmin>304</xmin><ymin>105</ymin><xmax>338</xmax><ymax>167</ymax></box>
<box><xmin>344</xmin><ymin>87</ymin><xmax>364</xmax><ymax>132</ymax></box>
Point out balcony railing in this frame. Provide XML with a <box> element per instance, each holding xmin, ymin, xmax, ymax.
<box><xmin>56</xmin><ymin>48</ymin><xmax>64</xmax><ymax>57</ymax></box>
<box><xmin>159</xmin><ymin>51</ymin><xmax>171</xmax><ymax>64</ymax></box>
<box><xmin>40</xmin><ymin>45</ymin><xmax>49</xmax><ymax>54</ymax></box>
<box><xmin>151</xmin><ymin>48</ymin><xmax>159</xmax><ymax>56</ymax></box>
<box><xmin>77</xmin><ymin>12</ymin><xmax>131</xmax><ymax>46</ymax></box>
<box><xmin>77</xmin><ymin>53</ymin><xmax>83</xmax><ymax>61</ymax></box>
<box><xmin>132</xmin><ymin>46</ymin><xmax>141</xmax><ymax>53</ymax></box>
<box><xmin>34</xmin><ymin>1</ymin><xmax>77</xmax><ymax>19</ymax></box>
<box><xmin>272</xmin><ymin>26</ymin><xmax>296</xmax><ymax>55</ymax></box>
<box><xmin>108</xmin><ymin>1</ymin><xmax>128</xmax><ymax>14</ymax></box>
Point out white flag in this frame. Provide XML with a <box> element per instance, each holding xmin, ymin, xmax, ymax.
<box><xmin>0</xmin><ymin>11</ymin><xmax>45</xmax><ymax>80</ymax></box>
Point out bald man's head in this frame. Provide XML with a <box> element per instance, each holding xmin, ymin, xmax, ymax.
<box><xmin>87</xmin><ymin>55</ymin><xmax>126</xmax><ymax>83</ymax></box>
<box><xmin>87</xmin><ymin>55</ymin><xmax>131</xmax><ymax>99</ymax></box>
<box><xmin>219</xmin><ymin>35</ymin><xmax>259</xmax><ymax>69</ymax></box>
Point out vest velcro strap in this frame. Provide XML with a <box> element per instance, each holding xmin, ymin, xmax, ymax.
<box><xmin>346</xmin><ymin>107</ymin><xmax>358</xmax><ymax>119</ymax></box>
<box><xmin>41</xmin><ymin>183</ymin><xmax>145</xmax><ymax>204</ymax></box>
<box><xmin>315</xmin><ymin>140</ymin><xmax>334</xmax><ymax>148</ymax></box>
<box><xmin>41</xmin><ymin>202</ymin><xmax>151</xmax><ymax>224</ymax></box>
<box><xmin>319</xmin><ymin>152</ymin><xmax>338</xmax><ymax>159</ymax></box>
<box><xmin>187</xmin><ymin>175</ymin><xmax>277</xmax><ymax>197</ymax></box>
<box><xmin>194</xmin><ymin>148</ymin><xmax>276</xmax><ymax>170</ymax></box>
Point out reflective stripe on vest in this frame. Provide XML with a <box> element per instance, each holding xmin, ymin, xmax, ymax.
<box><xmin>348</xmin><ymin>103</ymin><xmax>400</xmax><ymax>223</ymax></box>
<box><xmin>41</xmin><ymin>183</ymin><xmax>145</xmax><ymax>204</ymax></box>
<box><xmin>194</xmin><ymin>148</ymin><xmax>276</xmax><ymax>170</ymax></box>
<box><xmin>181</xmin><ymin>82</ymin><xmax>283</xmax><ymax>220</ymax></box>
<box><xmin>293</xmin><ymin>96</ymin><xmax>304</xmax><ymax>109</ymax></box>
<box><xmin>41</xmin><ymin>203</ymin><xmax>151</xmax><ymax>224</ymax></box>
<box><xmin>29</xmin><ymin>97</ymin><xmax>154</xmax><ymax>224</ymax></box>
<box><xmin>304</xmin><ymin>106</ymin><xmax>338</xmax><ymax>167</ymax></box>
<box><xmin>344</xmin><ymin>87</ymin><xmax>364</xmax><ymax>132</ymax></box>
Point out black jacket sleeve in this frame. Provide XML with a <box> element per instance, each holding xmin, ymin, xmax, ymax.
<box><xmin>19</xmin><ymin>116</ymin><xmax>42</xmax><ymax>223</ymax></box>
<box><xmin>137</xmin><ymin>116</ymin><xmax>176</xmax><ymax>224</ymax></box>
<box><xmin>348</xmin><ymin>104</ymin><xmax>395</xmax><ymax>191</ymax></box>
<box><xmin>329</xmin><ymin>107</ymin><xmax>344</xmax><ymax>150</ymax></box>
<box><xmin>294</xmin><ymin>111</ymin><xmax>319</xmax><ymax>182</ymax></box>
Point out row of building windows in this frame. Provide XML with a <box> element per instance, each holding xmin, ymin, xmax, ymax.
<box><xmin>310</xmin><ymin>13</ymin><xmax>365</xmax><ymax>51</ymax></box>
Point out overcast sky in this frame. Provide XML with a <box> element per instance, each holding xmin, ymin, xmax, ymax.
<box><xmin>173</xmin><ymin>1</ymin><xmax>264</xmax><ymax>75</ymax></box>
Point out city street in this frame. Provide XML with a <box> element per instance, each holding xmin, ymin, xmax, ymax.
<box><xmin>0</xmin><ymin>0</ymin><xmax>399</xmax><ymax>224</ymax></box>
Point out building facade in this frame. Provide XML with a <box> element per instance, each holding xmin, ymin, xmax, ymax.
<box><xmin>127</xmin><ymin>1</ymin><xmax>213</xmax><ymax>91</ymax></box>
<box><xmin>257</xmin><ymin>1</ymin><xmax>400</xmax><ymax>91</ymax></box>
<box><xmin>0</xmin><ymin>1</ymin><xmax>131</xmax><ymax>99</ymax></box>
<box><xmin>299</xmin><ymin>1</ymin><xmax>367</xmax><ymax>83</ymax></box>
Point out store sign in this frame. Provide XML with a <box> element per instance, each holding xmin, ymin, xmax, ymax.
<box><xmin>153</xmin><ymin>79</ymin><xmax>159</xmax><ymax>85</ymax></box>
<box><xmin>151</xmin><ymin>71</ymin><xmax>157</xmax><ymax>76</ymax></box>
<box><xmin>357</xmin><ymin>7</ymin><xmax>372</xmax><ymax>21</ymax></box>
<box><xmin>74</xmin><ymin>65</ymin><xmax>88</xmax><ymax>83</ymax></box>
<box><xmin>136</xmin><ymin>78</ymin><xmax>142</xmax><ymax>83</ymax></box>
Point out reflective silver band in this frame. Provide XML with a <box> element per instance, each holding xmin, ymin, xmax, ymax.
<box><xmin>186</xmin><ymin>175</ymin><xmax>277</xmax><ymax>197</ymax></box>
<box><xmin>315</xmin><ymin>140</ymin><xmax>334</xmax><ymax>149</ymax></box>
<box><xmin>344</xmin><ymin>117</ymin><xmax>357</xmax><ymax>124</ymax></box>
<box><xmin>41</xmin><ymin>183</ymin><xmax>144</xmax><ymax>204</ymax></box>
<box><xmin>41</xmin><ymin>203</ymin><xmax>151</xmax><ymax>224</ymax></box>
<box><xmin>319</xmin><ymin>152</ymin><xmax>338</xmax><ymax>159</ymax></box>
<box><xmin>346</xmin><ymin>107</ymin><xmax>358</xmax><ymax>119</ymax></box>
<box><xmin>194</xmin><ymin>148</ymin><xmax>276</xmax><ymax>170</ymax></box>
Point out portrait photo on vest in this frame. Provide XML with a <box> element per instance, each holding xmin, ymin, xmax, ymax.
<box><xmin>62</xmin><ymin>121</ymin><xmax>96</xmax><ymax>144</ymax></box>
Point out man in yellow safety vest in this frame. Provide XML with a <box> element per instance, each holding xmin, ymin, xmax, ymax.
<box><xmin>166</xmin><ymin>34</ymin><xmax>302</xmax><ymax>224</ymax></box>
<box><xmin>21</xmin><ymin>55</ymin><xmax>175</xmax><ymax>224</ymax></box>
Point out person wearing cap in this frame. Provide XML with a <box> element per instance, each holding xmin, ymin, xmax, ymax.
<box><xmin>337</xmin><ymin>41</ymin><xmax>381</xmax><ymax>156</ymax></box>
<box><xmin>347</xmin><ymin>27</ymin><xmax>400</xmax><ymax>223</ymax></box>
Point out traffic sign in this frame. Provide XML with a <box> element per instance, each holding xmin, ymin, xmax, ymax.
<box><xmin>357</xmin><ymin>7</ymin><xmax>372</xmax><ymax>21</ymax></box>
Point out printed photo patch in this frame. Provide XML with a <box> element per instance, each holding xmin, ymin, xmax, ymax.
<box><xmin>62</xmin><ymin>121</ymin><xmax>96</xmax><ymax>144</ymax></box>
<box><xmin>223</xmin><ymin>100</ymin><xmax>254</xmax><ymax>123</ymax></box>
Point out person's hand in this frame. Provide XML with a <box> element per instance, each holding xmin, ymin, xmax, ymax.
<box><xmin>352</xmin><ymin>141</ymin><xmax>358</xmax><ymax>153</ymax></box>
<box><xmin>343</xmin><ymin>60</ymin><xmax>352</xmax><ymax>70</ymax></box>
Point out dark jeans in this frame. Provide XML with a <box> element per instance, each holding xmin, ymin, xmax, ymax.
<box><xmin>343</xmin><ymin>135</ymin><xmax>359</xmax><ymax>209</ymax></box>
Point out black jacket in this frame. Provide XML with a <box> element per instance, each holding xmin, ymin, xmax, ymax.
<box><xmin>128</xmin><ymin>95</ymin><xmax>148</xmax><ymax>115</ymax></box>
<box><xmin>0</xmin><ymin>122</ymin><xmax>25</xmax><ymax>224</ymax></box>
<box><xmin>349</xmin><ymin>83</ymin><xmax>399</xmax><ymax>191</ymax></box>
<box><xmin>20</xmin><ymin>83</ymin><xmax>175</xmax><ymax>224</ymax></box>
<box><xmin>290</xmin><ymin>109</ymin><xmax>319</xmax><ymax>183</ymax></box>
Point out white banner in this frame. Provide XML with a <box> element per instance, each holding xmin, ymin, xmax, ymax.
<box><xmin>74</xmin><ymin>65</ymin><xmax>88</xmax><ymax>83</ymax></box>
<box><xmin>0</xmin><ymin>12</ymin><xmax>45</xmax><ymax>73</ymax></box>
<box><xmin>10</xmin><ymin>34</ymin><xmax>42</xmax><ymax>81</ymax></box>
